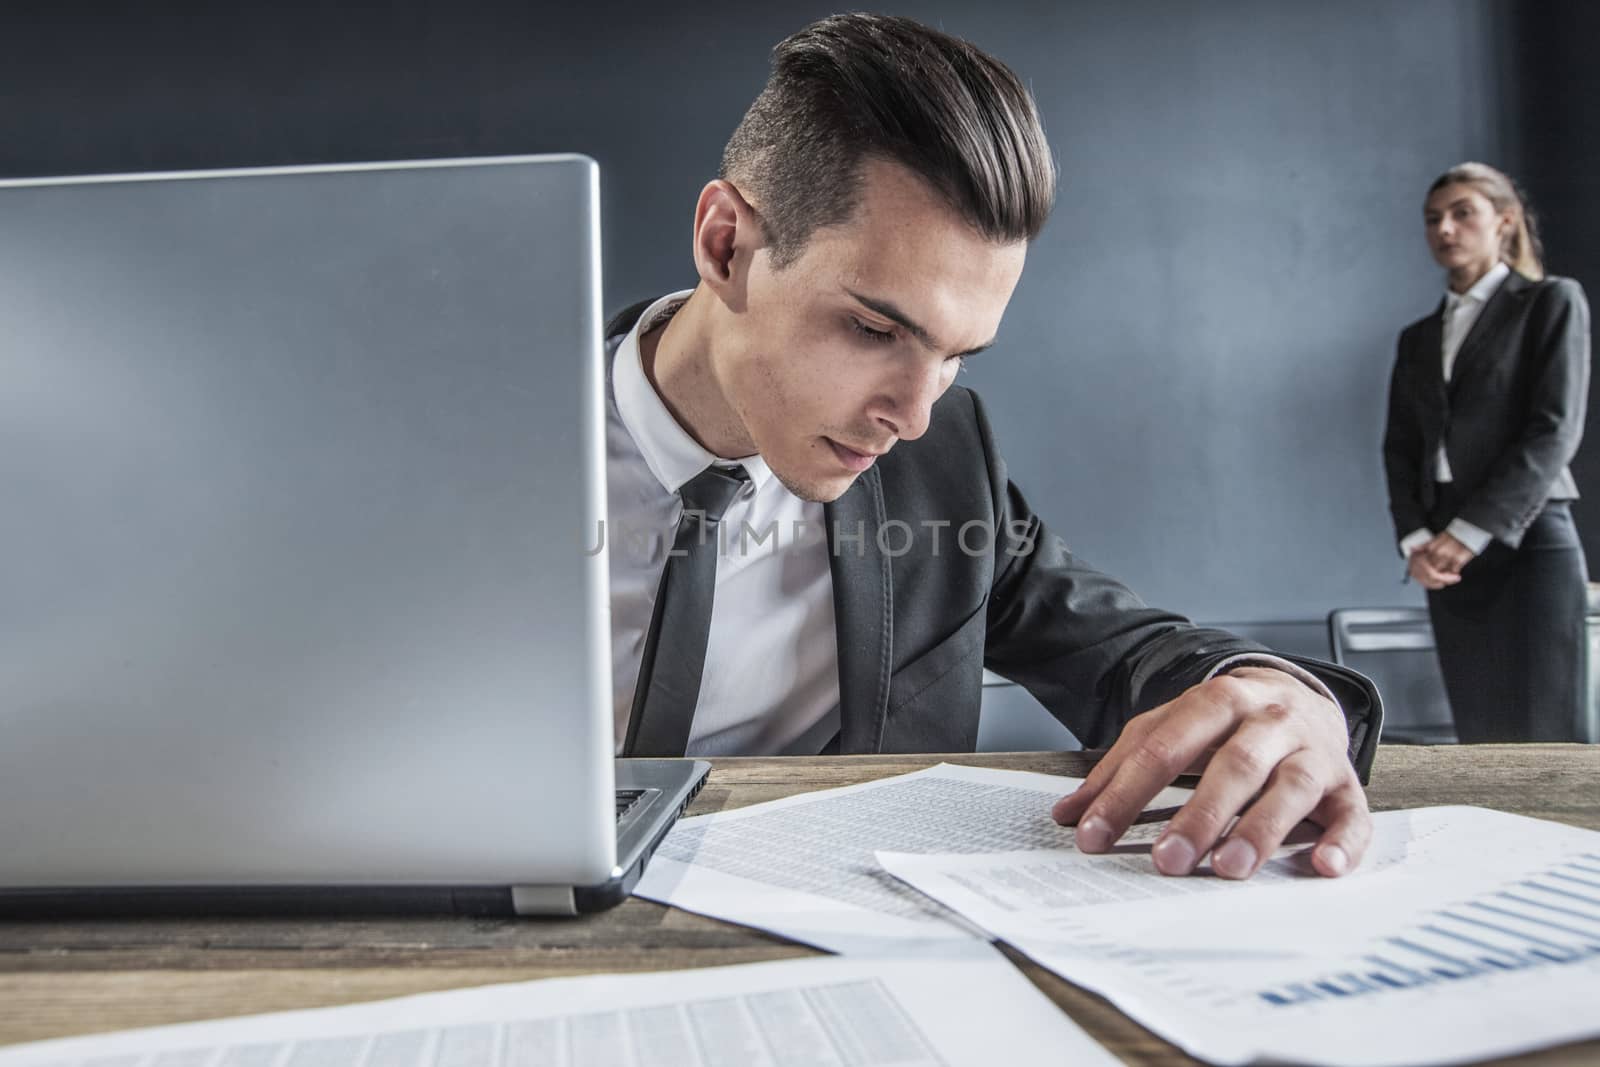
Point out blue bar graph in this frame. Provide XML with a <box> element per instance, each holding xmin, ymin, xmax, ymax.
<box><xmin>1255</xmin><ymin>853</ymin><xmax>1600</xmax><ymax>1008</ymax></box>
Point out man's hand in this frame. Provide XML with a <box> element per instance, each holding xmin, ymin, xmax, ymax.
<box><xmin>1424</xmin><ymin>531</ymin><xmax>1474</xmax><ymax>577</ymax></box>
<box><xmin>1051</xmin><ymin>667</ymin><xmax>1371</xmax><ymax>880</ymax></box>
<box><xmin>1407</xmin><ymin>544</ymin><xmax>1461</xmax><ymax>589</ymax></box>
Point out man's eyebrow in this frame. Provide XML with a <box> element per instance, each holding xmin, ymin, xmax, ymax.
<box><xmin>846</xmin><ymin>288</ymin><xmax>996</xmax><ymax>358</ymax></box>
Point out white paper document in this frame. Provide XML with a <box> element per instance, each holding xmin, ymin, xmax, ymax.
<box><xmin>633</xmin><ymin>762</ymin><xmax>1192</xmax><ymax>953</ymax></box>
<box><xmin>0</xmin><ymin>946</ymin><xmax>1121</xmax><ymax>1067</ymax></box>
<box><xmin>879</xmin><ymin>806</ymin><xmax>1600</xmax><ymax>1066</ymax></box>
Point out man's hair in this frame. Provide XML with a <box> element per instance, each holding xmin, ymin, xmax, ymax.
<box><xmin>720</xmin><ymin>13</ymin><xmax>1056</xmax><ymax>267</ymax></box>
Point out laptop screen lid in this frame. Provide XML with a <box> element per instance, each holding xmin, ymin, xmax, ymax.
<box><xmin>0</xmin><ymin>156</ymin><xmax>618</xmax><ymax>891</ymax></box>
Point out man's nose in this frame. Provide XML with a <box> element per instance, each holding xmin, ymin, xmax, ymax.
<box><xmin>871</xmin><ymin>362</ymin><xmax>945</xmax><ymax>442</ymax></box>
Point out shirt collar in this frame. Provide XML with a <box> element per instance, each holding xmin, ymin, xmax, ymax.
<box><xmin>612</xmin><ymin>290</ymin><xmax>774</xmax><ymax>495</ymax></box>
<box><xmin>1446</xmin><ymin>260</ymin><xmax>1510</xmax><ymax>310</ymax></box>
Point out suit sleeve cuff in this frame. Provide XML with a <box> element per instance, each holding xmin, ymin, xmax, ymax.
<box><xmin>1446</xmin><ymin>518</ymin><xmax>1493</xmax><ymax>555</ymax></box>
<box><xmin>1206</xmin><ymin>654</ymin><xmax>1342</xmax><ymax>718</ymax></box>
<box><xmin>1398</xmin><ymin>527</ymin><xmax>1433</xmax><ymax>559</ymax></box>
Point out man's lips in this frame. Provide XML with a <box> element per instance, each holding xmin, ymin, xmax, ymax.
<box><xmin>827</xmin><ymin>438</ymin><xmax>886</xmax><ymax>473</ymax></box>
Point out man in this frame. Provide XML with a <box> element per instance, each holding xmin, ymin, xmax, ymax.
<box><xmin>605</xmin><ymin>13</ymin><xmax>1379</xmax><ymax>881</ymax></box>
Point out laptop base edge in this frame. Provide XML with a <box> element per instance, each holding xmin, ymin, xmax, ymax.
<box><xmin>0</xmin><ymin>761</ymin><xmax>711</xmax><ymax>919</ymax></box>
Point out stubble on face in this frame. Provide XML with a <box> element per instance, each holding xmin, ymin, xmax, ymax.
<box><xmin>731</xmin><ymin>342</ymin><xmax>885</xmax><ymax>503</ymax></box>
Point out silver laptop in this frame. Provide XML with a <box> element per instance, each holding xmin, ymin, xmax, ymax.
<box><xmin>0</xmin><ymin>155</ymin><xmax>707</xmax><ymax>915</ymax></box>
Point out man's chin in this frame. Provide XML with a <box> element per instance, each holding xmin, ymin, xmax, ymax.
<box><xmin>774</xmin><ymin>468</ymin><xmax>859</xmax><ymax>504</ymax></box>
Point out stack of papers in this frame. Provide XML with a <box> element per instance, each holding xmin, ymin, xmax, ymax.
<box><xmin>643</xmin><ymin>762</ymin><xmax>1600</xmax><ymax>1064</ymax></box>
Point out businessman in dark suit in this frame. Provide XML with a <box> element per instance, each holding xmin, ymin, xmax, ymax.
<box><xmin>611</xmin><ymin>14</ymin><xmax>1379</xmax><ymax>880</ymax></box>
<box><xmin>1384</xmin><ymin>163</ymin><xmax>1590</xmax><ymax>741</ymax></box>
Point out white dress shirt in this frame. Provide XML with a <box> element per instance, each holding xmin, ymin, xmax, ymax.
<box><xmin>607</xmin><ymin>292</ymin><xmax>841</xmax><ymax>756</ymax></box>
<box><xmin>607</xmin><ymin>292</ymin><xmax>1339</xmax><ymax>755</ymax></box>
<box><xmin>1399</xmin><ymin>261</ymin><xmax>1509</xmax><ymax>559</ymax></box>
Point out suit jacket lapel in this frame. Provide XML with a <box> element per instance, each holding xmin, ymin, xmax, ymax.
<box><xmin>1417</xmin><ymin>301</ymin><xmax>1445</xmax><ymax>388</ymax></box>
<box><xmin>823</xmin><ymin>465</ymin><xmax>892</xmax><ymax>753</ymax></box>
<box><xmin>1448</xmin><ymin>271</ymin><xmax>1526</xmax><ymax>397</ymax></box>
<box><xmin>1412</xmin><ymin>304</ymin><xmax>1448</xmax><ymax>441</ymax></box>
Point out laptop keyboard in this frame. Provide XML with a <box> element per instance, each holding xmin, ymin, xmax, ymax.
<box><xmin>615</xmin><ymin>789</ymin><xmax>645</xmax><ymax>822</ymax></box>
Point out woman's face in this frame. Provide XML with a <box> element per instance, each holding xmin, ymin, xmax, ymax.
<box><xmin>1423</xmin><ymin>183</ymin><xmax>1511</xmax><ymax>282</ymax></box>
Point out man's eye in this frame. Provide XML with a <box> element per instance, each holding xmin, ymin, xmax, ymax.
<box><xmin>850</xmin><ymin>317</ymin><xmax>897</xmax><ymax>344</ymax></box>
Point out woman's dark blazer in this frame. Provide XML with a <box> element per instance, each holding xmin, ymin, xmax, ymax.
<box><xmin>1384</xmin><ymin>271</ymin><xmax>1590</xmax><ymax>549</ymax></box>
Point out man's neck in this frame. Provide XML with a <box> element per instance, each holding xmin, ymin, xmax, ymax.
<box><xmin>640</xmin><ymin>288</ymin><xmax>756</xmax><ymax>460</ymax></box>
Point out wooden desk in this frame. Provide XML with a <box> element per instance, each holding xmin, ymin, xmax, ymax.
<box><xmin>3</xmin><ymin>745</ymin><xmax>1597</xmax><ymax>1064</ymax></box>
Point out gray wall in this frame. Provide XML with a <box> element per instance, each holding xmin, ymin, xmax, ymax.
<box><xmin>922</xmin><ymin>2</ymin><xmax>1511</xmax><ymax>624</ymax></box>
<box><xmin>4</xmin><ymin>0</ymin><xmax>1578</xmax><ymax>637</ymax></box>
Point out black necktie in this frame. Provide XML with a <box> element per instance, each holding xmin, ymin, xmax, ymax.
<box><xmin>623</xmin><ymin>464</ymin><xmax>750</xmax><ymax>757</ymax></box>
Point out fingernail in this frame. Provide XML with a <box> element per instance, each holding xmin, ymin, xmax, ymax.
<box><xmin>1212</xmin><ymin>838</ymin><xmax>1258</xmax><ymax>879</ymax></box>
<box><xmin>1320</xmin><ymin>844</ymin><xmax>1349</xmax><ymax>876</ymax></box>
<box><xmin>1151</xmin><ymin>833</ymin><xmax>1198</xmax><ymax>876</ymax></box>
<box><xmin>1076</xmin><ymin>815</ymin><xmax>1112</xmax><ymax>852</ymax></box>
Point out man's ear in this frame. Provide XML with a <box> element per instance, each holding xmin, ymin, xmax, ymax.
<box><xmin>692</xmin><ymin>180</ymin><xmax>759</xmax><ymax>310</ymax></box>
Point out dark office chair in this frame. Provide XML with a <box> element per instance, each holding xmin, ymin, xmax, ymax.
<box><xmin>1327</xmin><ymin>608</ymin><xmax>1457</xmax><ymax>745</ymax></box>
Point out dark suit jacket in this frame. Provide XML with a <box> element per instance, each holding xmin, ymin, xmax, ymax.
<box><xmin>609</xmin><ymin>301</ymin><xmax>1382</xmax><ymax>780</ymax></box>
<box><xmin>1384</xmin><ymin>271</ymin><xmax>1590</xmax><ymax>548</ymax></box>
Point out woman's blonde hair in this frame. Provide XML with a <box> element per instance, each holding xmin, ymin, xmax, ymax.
<box><xmin>1428</xmin><ymin>162</ymin><xmax>1545</xmax><ymax>280</ymax></box>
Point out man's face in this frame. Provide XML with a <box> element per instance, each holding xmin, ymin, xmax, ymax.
<box><xmin>717</xmin><ymin>159</ymin><xmax>1028</xmax><ymax>502</ymax></box>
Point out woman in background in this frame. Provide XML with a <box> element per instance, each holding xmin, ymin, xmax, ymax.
<box><xmin>1383</xmin><ymin>162</ymin><xmax>1590</xmax><ymax>742</ymax></box>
